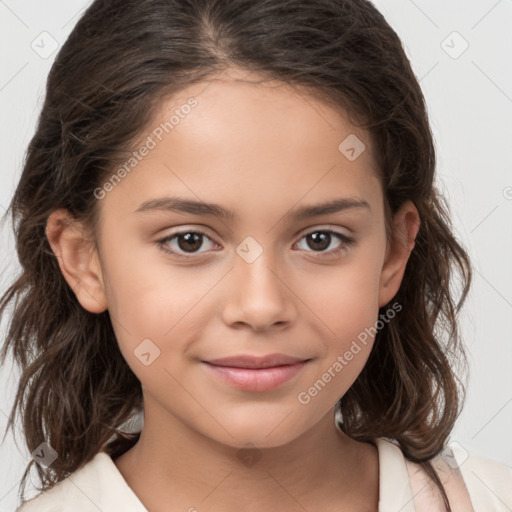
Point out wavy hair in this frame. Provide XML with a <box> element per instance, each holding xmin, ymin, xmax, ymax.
<box><xmin>0</xmin><ymin>0</ymin><xmax>472</xmax><ymax>509</ymax></box>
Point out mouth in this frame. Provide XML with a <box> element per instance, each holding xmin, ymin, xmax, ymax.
<box><xmin>204</xmin><ymin>353</ymin><xmax>311</xmax><ymax>369</ymax></box>
<box><xmin>201</xmin><ymin>354</ymin><xmax>312</xmax><ymax>392</ymax></box>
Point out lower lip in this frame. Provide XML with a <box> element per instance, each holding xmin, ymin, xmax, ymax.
<box><xmin>202</xmin><ymin>361</ymin><xmax>309</xmax><ymax>392</ymax></box>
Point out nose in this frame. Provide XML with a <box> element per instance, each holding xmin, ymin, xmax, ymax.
<box><xmin>221</xmin><ymin>250</ymin><xmax>297</xmax><ymax>332</ymax></box>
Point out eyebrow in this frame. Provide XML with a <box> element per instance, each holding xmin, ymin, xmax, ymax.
<box><xmin>133</xmin><ymin>196</ymin><xmax>371</xmax><ymax>220</ymax></box>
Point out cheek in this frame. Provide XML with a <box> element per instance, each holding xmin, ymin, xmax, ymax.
<box><xmin>102</xmin><ymin>255</ymin><xmax>217</xmax><ymax>374</ymax></box>
<box><xmin>292</xmin><ymin>244</ymin><xmax>385</xmax><ymax>380</ymax></box>
<box><xmin>300</xmin><ymin>251</ymin><xmax>383</xmax><ymax>331</ymax></box>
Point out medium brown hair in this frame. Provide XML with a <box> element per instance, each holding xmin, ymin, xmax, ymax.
<box><xmin>0</xmin><ymin>0</ymin><xmax>472</xmax><ymax>509</ymax></box>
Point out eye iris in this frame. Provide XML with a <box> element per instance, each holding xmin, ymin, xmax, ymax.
<box><xmin>177</xmin><ymin>232</ymin><xmax>203</xmax><ymax>252</ymax></box>
<box><xmin>307</xmin><ymin>232</ymin><xmax>331</xmax><ymax>251</ymax></box>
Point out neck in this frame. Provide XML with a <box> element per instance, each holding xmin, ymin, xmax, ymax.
<box><xmin>113</xmin><ymin>398</ymin><xmax>379</xmax><ymax>512</ymax></box>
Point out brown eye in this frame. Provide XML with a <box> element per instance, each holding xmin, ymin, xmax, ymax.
<box><xmin>176</xmin><ymin>232</ymin><xmax>204</xmax><ymax>253</ymax></box>
<box><xmin>305</xmin><ymin>232</ymin><xmax>332</xmax><ymax>251</ymax></box>
<box><xmin>296</xmin><ymin>230</ymin><xmax>355</xmax><ymax>256</ymax></box>
<box><xmin>157</xmin><ymin>230</ymin><xmax>218</xmax><ymax>256</ymax></box>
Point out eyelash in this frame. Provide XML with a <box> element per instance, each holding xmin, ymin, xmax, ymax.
<box><xmin>155</xmin><ymin>228</ymin><xmax>355</xmax><ymax>259</ymax></box>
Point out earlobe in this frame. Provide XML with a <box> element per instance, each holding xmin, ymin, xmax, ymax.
<box><xmin>45</xmin><ymin>209</ymin><xmax>108</xmax><ymax>313</ymax></box>
<box><xmin>378</xmin><ymin>201</ymin><xmax>420</xmax><ymax>308</ymax></box>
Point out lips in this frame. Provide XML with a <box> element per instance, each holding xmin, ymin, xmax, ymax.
<box><xmin>201</xmin><ymin>353</ymin><xmax>312</xmax><ymax>392</ymax></box>
<box><xmin>204</xmin><ymin>353</ymin><xmax>310</xmax><ymax>369</ymax></box>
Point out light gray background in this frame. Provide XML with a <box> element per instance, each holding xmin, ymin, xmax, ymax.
<box><xmin>1</xmin><ymin>0</ymin><xmax>511</xmax><ymax>510</ymax></box>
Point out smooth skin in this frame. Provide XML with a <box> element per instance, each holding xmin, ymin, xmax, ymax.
<box><xmin>45</xmin><ymin>67</ymin><xmax>420</xmax><ymax>511</ymax></box>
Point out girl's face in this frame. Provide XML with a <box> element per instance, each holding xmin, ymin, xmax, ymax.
<box><xmin>54</xmin><ymin>68</ymin><xmax>418</xmax><ymax>448</ymax></box>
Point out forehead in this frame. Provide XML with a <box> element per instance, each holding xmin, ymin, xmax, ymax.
<box><xmin>99</xmin><ymin>69</ymin><xmax>382</xmax><ymax>224</ymax></box>
<box><xmin>151</xmin><ymin>69</ymin><xmax>372</xmax><ymax>164</ymax></box>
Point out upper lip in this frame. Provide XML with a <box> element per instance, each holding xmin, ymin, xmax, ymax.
<box><xmin>204</xmin><ymin>353</ymin><xmax>310</xmax><ymax>369</ymax></box>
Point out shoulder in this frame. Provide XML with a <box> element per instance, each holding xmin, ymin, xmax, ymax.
<box><xmin>16</xmin><ymin>480</ymin><xmax>68</xmax><ymax>512</ymax></box>
<box><xmin>405</xmin><ymin>441</ymin><xmax>512</xmax><ymax>512</ymax></box>
<box><xmin>449</xmin><ymin>442</ymin><xmax>512</xmax><ymax>510</ymax></box>
<box><xmin>15</xmin><ymin>464</ymin><xmax>79</xmax><ymax>512</ymax></box>
<box><xmin>16</xmin><ymin>451</ymin><xmax>148</xmax><ymax>512</ymax></box>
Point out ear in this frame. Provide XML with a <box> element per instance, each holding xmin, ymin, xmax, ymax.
<box><xmin>45</xmin><ymin>209</ymin><xmax>108</xmax><ymax>313</ymax></box>
<box><xmin>378</xmin><ymin>200</ymin><xmax>420</xmax><ymax>308</ymax></box>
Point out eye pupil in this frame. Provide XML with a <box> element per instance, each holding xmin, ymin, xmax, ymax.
<box><xmin>307</xmin><ymin>232</ymin><xmax>331</xmax><ymax>251</ymax></box>
<box><xmin>178</xmin><ymin>232</ymin><xmax>203</xmax><ymax>252</ymax></box>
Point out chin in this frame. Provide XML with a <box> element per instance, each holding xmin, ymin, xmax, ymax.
<box><xmin>205</xmin><ymin>421</ymin><xmax>307</xmax><ymax>450</ymax></box>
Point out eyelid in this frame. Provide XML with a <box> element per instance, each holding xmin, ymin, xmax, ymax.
<box><xmin>155</xmin><ymin>224</ymin><xmax>355</xmax><ymax>258</ymax></box>
<box><xmin>155</xmin><ymin>228</ymin><xmax>218</xmax><ymax>257</ymax></box>
<box><xmin>296</xmin><ymin>223</ymin><xmax>353</xmax><ymax>238</ymax></box>
<box><xmin>294</xmin><ymin>228</ymin><xmax>355</xmax><ymax>256</ymax></box>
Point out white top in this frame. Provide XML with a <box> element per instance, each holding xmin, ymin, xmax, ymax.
<box><xmin>16</xmin><ymin>437</ymin><xmax>512</xmax><ymax>511</ymax></box>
